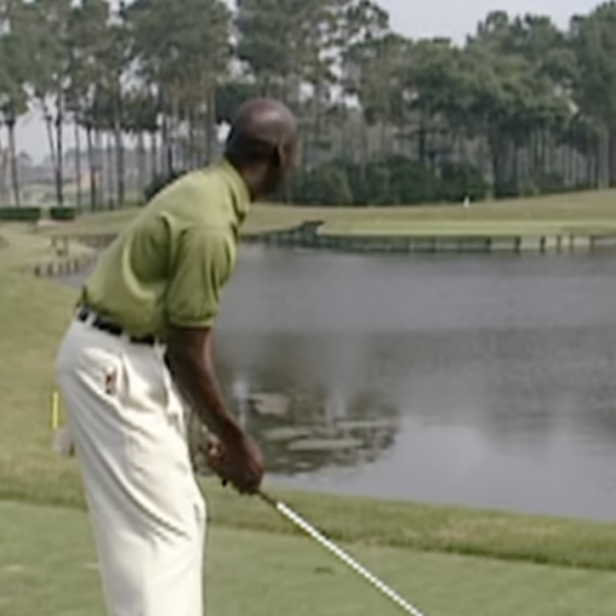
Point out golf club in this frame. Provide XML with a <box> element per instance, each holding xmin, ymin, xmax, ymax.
<box><xmin>258</xmin><ymin>490</ymin><xmax>429</xmax><ymax>616</ymax></box>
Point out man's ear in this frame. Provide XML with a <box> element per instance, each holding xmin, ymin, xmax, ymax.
<box><xmin>272</xmin><ymin>142</ymin><xmax>284</xmax><ymax>168</ymax></box>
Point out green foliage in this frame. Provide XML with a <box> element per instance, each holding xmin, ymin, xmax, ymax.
<box><xmin>284</xmin><ymin>157</ymin><xmax>489</xmax><ymax>206</ymax></box>
<box><xmin>215</xmin><ymin>81</ymin><xmax>263</xmax><ymax>124</ymax></box>
<box><xmin>439</xmin><ymin>161</ymin><xmax>490</xmax><ymax>203</ymax></box>
<box><xmin>0</xmin><ymin>207</ymin><xmax>42</xmax><ymax>222</ymax></box>
<box><xmin>49</xmin><ymin>207</ymin><xmax>77</xmax><ymax>221</ymax></box>
<box><xmin>287</xmin><ymin>163</ymin><xmax>354</xmax><ymax>206</ymax></box>
<box><xmin>5</xmin><ymin>0</ymin><xmax>616</xmax><ymax>207</ymax></box>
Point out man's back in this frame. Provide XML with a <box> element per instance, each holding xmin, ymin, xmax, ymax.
<box><xmin>81</xmin><ymin>160</ymin><xmax>251</xmax><ymax>340</ymax></box>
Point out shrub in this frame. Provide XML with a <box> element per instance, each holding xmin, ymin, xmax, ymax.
<box><xmin>438</xmin><ymin>161</ymin><xmax>489</xmax><ymax>203</ymax></box>
<box><xmin>287</xmin><ymin>163</ymin><xmax>354</xmax><ymax>206</ymax></box>
<box><xmin>49</xmin><ymin>207</ymin><xmax>77</xmax><ymax>221</ymax></box>
<box><xmin>0</xmin><ymin>207</ymin><xmax>41</xmax><ymax>222</ymax></box>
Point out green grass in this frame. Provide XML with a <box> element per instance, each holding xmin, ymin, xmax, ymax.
<box><xmin>3</xmin><ymin>212</ymin><xmax>616</xmax><ymax>615</ymax></box>
<box><xmin>2</xmin><ymin>500</ymin><xmax>616</xmax><ymax>616</ymax></box>
<box><xmin>40</xmin><ymin>187</ymin><xmax>616</xmax><ymax>238</ymax></box>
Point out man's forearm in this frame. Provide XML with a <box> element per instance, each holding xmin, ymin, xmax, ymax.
<box><xmin>165</xmin><ymin>347</ymin><xmax>243</xmax><ymax>442</ymax></box>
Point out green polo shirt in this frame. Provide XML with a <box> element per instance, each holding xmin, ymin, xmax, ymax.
<box><xmin>80</xmin><ymin>159</ymin><xmax>251</xmax><ymax>340</ymax></box>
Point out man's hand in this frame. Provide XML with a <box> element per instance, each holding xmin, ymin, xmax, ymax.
<box><xmin>202</xmin><ymin>432</ymin><xmax>264</xmax><ymax>495</ymax></box>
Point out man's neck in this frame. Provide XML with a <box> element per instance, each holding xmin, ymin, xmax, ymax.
<box><xmin>224</xmin><ymin>156</ymin><xmax>262</xmax><ymax>202</ymax></box>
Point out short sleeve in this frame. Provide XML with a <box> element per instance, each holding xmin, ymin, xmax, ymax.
<box><xmin>165</xmin><ymin>228</ymin><xmax>233</xmax><ymax>328</ymax></box>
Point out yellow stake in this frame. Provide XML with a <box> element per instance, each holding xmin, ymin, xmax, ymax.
<box><xmin>51</xmin><ymin>391</ymin><xmax>60</xmax><ymax>431</ymax></box>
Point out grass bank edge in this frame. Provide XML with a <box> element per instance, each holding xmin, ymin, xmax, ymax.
<box><xmin>1</xmin><ymin>463</ymin><xmax>616</xmax><ymax>572</ymax></box>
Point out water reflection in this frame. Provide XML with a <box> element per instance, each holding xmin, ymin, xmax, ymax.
<box><xmin>215</xmin><ymin>347</ymin><xmax>399</xmax><ymax>475</ymax></box>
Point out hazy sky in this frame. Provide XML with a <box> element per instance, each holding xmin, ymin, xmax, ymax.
<box><xmin>379</xmin><ymin>0</ymin><xmax>597</xmax><ymax>40</ymax></box>
<box><xmin>13</xmin><ymin>0</ymin><xmax>600</xmax><ymax>162</ymax></box>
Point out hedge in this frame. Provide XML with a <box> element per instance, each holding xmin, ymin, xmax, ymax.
<box><xmin>0</xmin><ymin>207</ymin><xmax>41</xmax><ymax>222</ymax></box>
<box><xmin>279</xmin><ymin>157</ymin><xmax>490</xmax><ymax>207</ymax></box>
<box><xmin>49</xmin><ymin>207</ymin><xmax>77</xmax><ymax>221</ymax></box>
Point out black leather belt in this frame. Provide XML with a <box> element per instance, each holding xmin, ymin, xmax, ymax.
<box><xmin>77</xmin><ymin>306</ymin><xmax>158</xmax><ymax>346</ymax></box>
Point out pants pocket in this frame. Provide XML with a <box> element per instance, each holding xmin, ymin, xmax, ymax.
<box><xmin>119</xmin><ymin>347</ymin><xmax>169</xmax><ymax>414</ymax></box>
<box><xmin>61</xmin><ymin>326</ymin><xmax>125</xmax><ymax>402</ymax></box>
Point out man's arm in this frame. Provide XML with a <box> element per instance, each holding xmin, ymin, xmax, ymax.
<box><xmin>163</xmin><ymin>228</ymin><xmax>239</xmax><ymax>439</ymax></box>
<box><xmin>163</xmin><ymin>227</ymin><xmax>263</xmax><ymax>492</ymax></box>
<box><xmin>165</xmin><ymin>326</ymin><xmax>242</xmax><ymax>443</ymax></box>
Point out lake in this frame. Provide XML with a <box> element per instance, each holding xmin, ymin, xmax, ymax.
<box><xmin>60</xmin><ymin>246</ymin><xmax>616</xmax><ymax>522</ymax></box>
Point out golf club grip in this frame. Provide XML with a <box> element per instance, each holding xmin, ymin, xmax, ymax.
<box><xmin>258</xmin><ymin>491</ymin><xmax>427</xmax><ymax>616</ymax></box>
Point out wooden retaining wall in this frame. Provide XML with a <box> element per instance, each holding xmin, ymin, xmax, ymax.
<box><xmin>25</xmin><ymin>253</ymin><xmax>99</xmax><ymax>279</ymax></box>
<box><xmin>69</xmin><ymin>234</ymin><xmax>118</xmax><ymax>250</ymax></box>
<box><xmin>52</xmin><ymin>226</ymin><xmax>616</xmax><ymax>261</ymax></box>
<box><xmin>242</xmin><ymin>221</ymin><xmax>616</xmax><ymax>255</ymax></box>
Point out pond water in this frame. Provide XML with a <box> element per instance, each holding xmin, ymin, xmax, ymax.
<box><xmin>60</xmin><ymin>246</ymin><xmax>616</xmax><ymax>521</ymax></box>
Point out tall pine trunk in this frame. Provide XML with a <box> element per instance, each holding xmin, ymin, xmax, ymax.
<box><xmin>160</xmin><ymin>92</ymin><xmax>173</xmax><ymax>174</ymax></box>
<box><xmin>106</xmin><ymin>132</ymin><xmax>115</xmax><ymax>209</ymax></box>
<box><xmin>43</xmin><ymin>105</ymin><xmax>58</xmax><ymax>201</ymax></box>
<box><xmin>114</xmin><ymin>120</ymin><xmax>125</xmax><ymax>206</ymax></box>
<box><xmin>74</xmin><ymin>121</ymin><xmax>83</xmax><ymax>210</ymax></box>
<box><xmin>113</xmin><ymin>88</ymin><xmax>125</xmax><ymax>206</ymax></box>
<box><xmin>86</xmin><ymin>125</ymin><xmax>97</xmax><ymax>211</ymax></box>
<box><xmin>95</xmin><ymin>129</ymin><xmax>105</xmax><ymax>206</ymax></box>
<box><xmin>150</xmin><ymin>130</ymin><xmax>158</xmax><ymax>181</ymax></box>
<box><xmin>0</xmin><ymin>131</ymin><xmax>7</xmax><ymax>206</ymax></box>
<box><xmin>55</xmin><ymin>98</ymin><xmax>64</xmax><ymax>206</ymax></box>
<box><xmin>162</xmin><ymin>113</ymin><xmax>172</xmax><ymax>174</ymax></box>
<box><xmin>598</xmin><ymin>126</ymin><xmax>610</xmax><ymax>188</ymax></box>
<box><xmin>7</xmin><ymin>120</ymin><xmax>20</xmax><ymax>207</ymax></box>
<box><xmin>187</xmin><ymin>113</ymin><xmax>194</xmax><ymax>168</ymax></box>
<box><xmin>609</xmin><ymin>126</ymin><xmax>616</xmax><ymax>186</ymax></box>
<box><xmin>205</xmin><ymin>85</ymin><xmax>216</xmax><ymax>165</ymax></box>
<box><xmin>136</xmin><ymin>132</ymin><xmax>146</xmax><ymax>201</ymax></box>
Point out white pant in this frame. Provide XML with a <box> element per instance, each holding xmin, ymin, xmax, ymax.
<box><xmin>55</xmin><ymin>317</ymin><xmax>206</xmax><ymax>616</ymax></box>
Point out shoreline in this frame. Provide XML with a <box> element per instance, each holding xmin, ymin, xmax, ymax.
<box><xmin>2</xmin><ymin>466</ymin><xmax>616</xmax><ymax>572</ymax></box>
<box><xmin>244</xmin><ymin>221</ymin><xmax>616</xmax><ymax>254</ymax></box>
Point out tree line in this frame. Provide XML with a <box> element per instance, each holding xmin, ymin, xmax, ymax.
<box><xmin>1</xmin><ymin>0</ymin><xmax>616</xmax><ymax>209</ymax></box>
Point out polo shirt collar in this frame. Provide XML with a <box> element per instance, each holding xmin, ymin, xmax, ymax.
<box><xmin>218</xmin><ymin>158</ymin><xmax>251</xmax><ymax>224</ymax></box>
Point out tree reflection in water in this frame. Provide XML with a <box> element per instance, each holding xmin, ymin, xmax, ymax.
<box><xmin>193</xmin><ymin>368</ymin><xmax>399</xmax><ymax>476</ymax></box>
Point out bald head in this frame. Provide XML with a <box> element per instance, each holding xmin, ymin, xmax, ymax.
<box><xmin>227</xmin><ymin>98</ymin><xmax>296</xmax><ymax>148</ymax></box>
<box><xmin>224</xmin><ymin>98</ymin><xmax>297</xmax><ymax>199</ymax></box>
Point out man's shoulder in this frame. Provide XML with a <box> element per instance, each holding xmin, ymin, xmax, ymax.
<box><xmin>152</xmin><ymin>164</ymin><xmax>236</xmax><ymax>213</ymax></box>
<box><xmin>153</xmin><ymin>168</ymin><xmax>214</xmax><ymax>203</ymax></box>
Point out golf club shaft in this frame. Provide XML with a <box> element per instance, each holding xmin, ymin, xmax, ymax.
<box><xmin>258</xmin><ymin>491</ymin><xmax>427</xmax><ymax>616</ymax></box>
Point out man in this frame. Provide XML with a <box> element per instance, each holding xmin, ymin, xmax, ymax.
<box><xmin>55</xmin><ymin>98</ymin><xmax>297</xmax><ymax>616</ymax></box>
